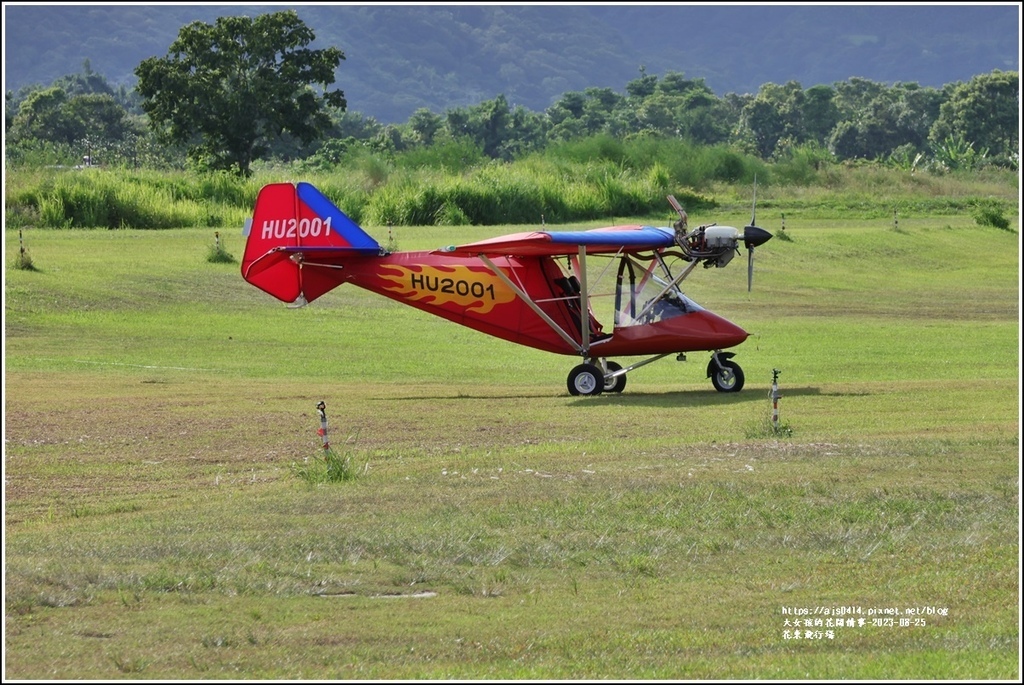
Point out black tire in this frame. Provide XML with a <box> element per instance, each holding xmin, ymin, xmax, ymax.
<box><xmin>711</xmin><ymin>359</ymin><xmax>745</xmax><ymax>392</ymax></box>
<box><xmin>603</xmin><ymin>361</ymin><xmax>627</xmax><ymax>393</ymax></box>
<box><xmin>567</xmin><ymin>363</ymin><xmax>604</xmax><ymax>396</ymax></box>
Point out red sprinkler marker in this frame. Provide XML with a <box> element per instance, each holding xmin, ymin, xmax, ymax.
<box><xmin>316</xmin><ymin>401</ymin><xmax>329</xmax><ymax>450</ymax></box>
<box><xmin>771</xmin><ymin>369</ymin><xmax>782</xmax><ymax>431</ymax></box>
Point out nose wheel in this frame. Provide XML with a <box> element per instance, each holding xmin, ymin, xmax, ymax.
<box><xmin>709</xmin><ymin>357</ymin><xmax>745</xmax><ymax>392</ymax></box>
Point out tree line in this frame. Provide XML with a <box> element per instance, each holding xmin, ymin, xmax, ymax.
<box><xmin>5</xmin><ymin>10</ymin><xmax>1018</xmax><ymax>178</ymax></box>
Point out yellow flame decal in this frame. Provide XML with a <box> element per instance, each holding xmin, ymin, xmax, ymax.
<box><xmin>379</xmin><ymin>265</ymin><xmax>517</xmax><ymax>314</ymax></box>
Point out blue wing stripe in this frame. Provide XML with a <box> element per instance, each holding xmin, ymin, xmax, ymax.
<box><xmin>544</xmin><ymin>227</ymin><xmax>675</xmax><ymax>247</ymax></box>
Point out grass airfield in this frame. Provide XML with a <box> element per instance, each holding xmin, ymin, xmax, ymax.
<box><xmin>4</xmin><ymin>209</ymin><xmax>1020</xmax><ymax>679</ymax></box>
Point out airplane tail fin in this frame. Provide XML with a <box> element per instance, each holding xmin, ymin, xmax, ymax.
<box><xmin>241</xmin><ymin>182</ymin><xmax>381</xmax><ymax>305</ymax></box>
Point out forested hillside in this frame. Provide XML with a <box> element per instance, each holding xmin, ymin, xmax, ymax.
<box><xmin>4</xmin><ymin>4</ymin><xmax>1019</xmax><ymax>124</ymax></box>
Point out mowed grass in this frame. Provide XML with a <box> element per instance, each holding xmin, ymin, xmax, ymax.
<box><xmin>4</xmin><ymin>208</ymin><xmax>1019</xmax><ymax>679</ymax></box>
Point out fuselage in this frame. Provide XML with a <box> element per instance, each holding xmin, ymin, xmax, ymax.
<box><xmin>337</xmin><ymin>251</ymin><xmax>748</xmax><ymax>357</ymax></box>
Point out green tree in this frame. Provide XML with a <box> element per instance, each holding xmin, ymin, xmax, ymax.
<box><xmin>548</xmin><ymin>91</ymin><xmax>587</xmax><ymax>123</ymax></box>
<box><xmin>675</xmin><ymin>99</ymin><xmax>732</xmax><ymax>146</ymax></box>
<box><xmin>635</xmin><ymin>92</ymin><xmax>677</xmax><ymax>135</ymax></box>
<box><xmin>826</xmin><ymin>120</ymin><xmax>863</xmax><ymax>161</ymax></box>
<box><xmin>738</xmin><ymin>97</ymin><xmax>786</xmax><ymax>158</ymax></box>
<box><xmin>134</xmin><ymin>10</ymin><xmax>346</xmax><ymax>176</ymax></box>
<box><xmin>52</xmin><ymin>60</ymin><xmax>114</xmax><ymax>98</ymax></box>
<box><xmin>441</xmin><ymin>95</ymin><xmax>546</xmax><ymax>160</ymax></box>
<box><xmin>931</xmin><ymin>133</ymin><xmax>989</xmax><ymax>171</ymax></box>
<box><xmin>333</xmin><ymin>110</ymin><xmax>384</xmax><ymax>140</ymax></box>
<box><xmin>504</xmin><ymin>105</ymin><xmax>548</xmax><ymax>158</ymax></box>
<box><xmin>65</xmin><ymin>94</ymin><xmax>131</xmax><ymax>144</ymax></box>
<box><xmin>583</xmin><ymin>86</ymin><xmax>622</xmax><ymax>112</ymax></box>
<box><xmin>930</xmin><ymin>70</ymin><xmax>1019</xmax><ymax>166</ymax></box>
<box><xmin>474</xmin><ymin>95</ymin><xmax>512</xmax><ymax>159</ymax></box>
<box><xmin>547</xmin><ymin>88</ymin><xmax>621</xmax><ymax>142</ymax></box>
<box><xmin>408</xmin><ymin>107</ymin><xmax>443</xmax><ymax>146</ymax></box>
<box><xmin>9</xmin><ymin>87</ymin><xmax>76</xmax><ymax>144</ymax></box>
<box><xmin>827</xmin><ymin>81</ymin><xmax>944</xmax><ymax>161</ymax></box>
<box><xmin>444</xmin><ymin>108</ymin><xmax>472</xmax><ymax>140</ymax></box>
<box><xmin>625</xmin><ymin>66</ymin><xmax>658</xmax><ymax>99</ymax></box>
<box><xmin>832</xmin><ymin>77</ymin><xmax>888</xmax><ymax>120</ymax></box>
<box><xmin>731</xmin><ymin>81</ymin><xmax>811</xmax><ymax>158</ymax></box>
<box><xmin>656</xmin><ymin>71</ymin><xmax>713</xmax><ymax>100</ymax></box>
<box><xmin>800</xmin><ymin>84</ymin><xmax>839</xmax><ymax>145</ymax></box>
<box><xmin>8</xmin><ymin>87</ymin><xmax>129</xmax><ymax>157</ymax></box>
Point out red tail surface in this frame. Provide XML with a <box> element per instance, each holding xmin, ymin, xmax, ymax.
<box><xmin>241</xmin><ymin>183</ymin><xmax>380</xmax><ymax>305</ymax></box>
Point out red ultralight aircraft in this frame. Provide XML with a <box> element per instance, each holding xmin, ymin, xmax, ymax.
<box><xmin>241</xmin><ymin>182</ymin><xmax>772</xmax><ymax>395</ymax></box>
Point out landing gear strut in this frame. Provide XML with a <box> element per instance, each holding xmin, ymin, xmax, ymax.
<box><xmin>707</xmin><ymin>352</ymin><xmax>745</xmax><ymax>392</ymax></box>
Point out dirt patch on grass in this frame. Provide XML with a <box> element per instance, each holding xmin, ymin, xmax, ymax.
<box><xmin>4</xmin><ymin>372</ymin><xmax>561</xmax><ymax>505</ymax></box>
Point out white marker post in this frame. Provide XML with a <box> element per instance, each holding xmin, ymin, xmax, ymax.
<box><xmin>316</xmin><ymin>401</ymin><xmax>329</xmax><ymax>451</ymax></box>
<box><xmin>771</xmin><ymin>369</ymin><xmax>782</xmax><ymax>432</ymax></box>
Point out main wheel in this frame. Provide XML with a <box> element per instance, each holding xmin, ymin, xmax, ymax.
<box><xmin>711</xmin><ymin>359</ymin><xmax>745</xmax><ymax>392</ymax></box>
<box><xmin>603</xmin><ymin>361</ymin><xmax>627</xmax><ymax>393</ymax></box>
<box><xmin>567</xmin><ymin>363</ymin><xmax>604</xmax><ymax>396</ymax></box>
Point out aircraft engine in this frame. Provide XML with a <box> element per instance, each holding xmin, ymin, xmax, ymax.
<box><xmin>665</xmin><ymin>192</ymin><xmax>773</xmax><ymax>289</ymax></box>
<box><xmin>704</xmin><ymin>227</ymin><xmax>738</xmax><ymax>267</ymax></box>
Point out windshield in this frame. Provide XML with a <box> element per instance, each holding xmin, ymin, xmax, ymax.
<box><xmin>614</xmin><ymin>255</ymin><xmax>703</xmax><ymax>327</ymax></box>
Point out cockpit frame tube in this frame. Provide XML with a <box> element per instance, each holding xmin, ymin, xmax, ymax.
<box><xmin>634</xmin><ymin>256</ymin><xmax>699</xmax><ymax>322</ymax></box>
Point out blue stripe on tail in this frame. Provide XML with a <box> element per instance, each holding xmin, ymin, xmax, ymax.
<box><xmin>296</xmin><ymin>182</ymin><xmax>380</xmax><ymax>252</ymax></box>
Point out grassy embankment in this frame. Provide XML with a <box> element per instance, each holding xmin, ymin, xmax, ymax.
<box><xmin>4</xmin><ymin>166</ymin><xmax>1019</xmax><ymax>679</ymax></box>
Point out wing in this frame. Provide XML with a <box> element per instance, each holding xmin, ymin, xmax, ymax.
<box><xmin>435</xmin><ymin>225</ymin><xmax>676</xmax><ymax>257</ymax></box>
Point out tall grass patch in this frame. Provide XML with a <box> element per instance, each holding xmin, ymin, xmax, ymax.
<box><xmin>293</xmin><ymin>447</ymin><xmax>365</xmax><ymax>484</ymax></box>
<box><xmin>394</xmin><ymin>137</ymin><xmax>488</xmax><ymax>171</ymax></box>
<box><xmin>5</xmin><ymin>168</ymin><xmax>256</xmax><ymax>229</ymax></box>
<box><xmin>359</xmin><ymin>162</ymin><xmax>679</xmax><ymax>227</ymax></box>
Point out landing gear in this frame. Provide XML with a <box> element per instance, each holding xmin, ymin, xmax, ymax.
<box><xmin>567</xmin><ymin>359</ymin><xmax>627</xmax><ymax>396</ymax></box>
<box><xmin>709</xmin><ymin>357</ymin><xmax>745</xmax><ymax>393</ymax></box>
<box><xmin>603</xmin><ymin>361</ymin><xmax>627</xmax><ymax>393</ymax></box>
<box><xmin>567</xmin><ymin>363</ymin><xmax>604</xmax><ymax>396</ymax></box>
<box><xmin>566</xmin><ymin>353</ymin><xmax>746</xmax><ymax>395</ymax></box>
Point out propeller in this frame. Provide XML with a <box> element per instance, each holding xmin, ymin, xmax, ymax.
<box><xmin>742</xmin><ymin>179</ymin><xmax>772</xmax><ymax>292</ymax></box>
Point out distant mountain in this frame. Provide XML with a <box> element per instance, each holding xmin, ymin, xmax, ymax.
<box><xmin>3</xmin><ymin>3</ymin><xmax>1019</xmax><ymax>124</ymax></box>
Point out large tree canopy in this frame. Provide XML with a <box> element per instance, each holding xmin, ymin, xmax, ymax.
<box><xmin>134</xmin><ymin>10</ymin><xmax>345</xmax><ymax>176</ymax></box>
<box><xmin>929</xmin><ymin>70</ymin><xmax>1019</xmax><ymax>164</ymax></box>
<box><xmin>9</xmin><ymin>87</ymin><xmax>130</xmax><ymax>151</ymax></box>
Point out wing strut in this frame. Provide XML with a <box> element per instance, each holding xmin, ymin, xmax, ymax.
<box><xmin>478</xmin><ymin>255</ymin><xmax>586</xmax><ymax>355</ymax></box>
<box><xmin>577</xmin><ymin>245</ymin><xmax>589</xmax><ymax>352</ymax></box>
